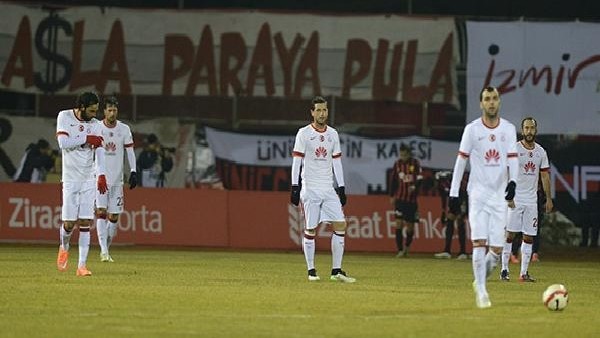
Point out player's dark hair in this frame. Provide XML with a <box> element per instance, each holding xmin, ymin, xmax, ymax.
<box><xmin>311</xmin><ymin>96</ymin><xmax>327</xmax><ymax>110</ymax></box>
<box><xmin>479</xmin><ymin>86</ymin><xmax>497</xmax><ymax>101</ymax></box>
<box><xmin>105</xmin><ymin>95</ymin><xmax>119</xmax><ymax>108</ymax></box>
<box><xmin>521</xmin><ymin>116</ymin><xmax>537</xmax><ymax>128</ymax></box>
<box><xmin>75</xmin><ymin>92</ymin><xmax>99</xmax><ymax>110</ymax></box>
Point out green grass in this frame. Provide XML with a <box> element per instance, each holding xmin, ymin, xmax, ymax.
<box><xmin>1</xmin><ymin>245</ymin><xmax>599</xmax><ymax>338</ymax></box>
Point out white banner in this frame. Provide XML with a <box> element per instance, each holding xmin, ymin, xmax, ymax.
<box><xmin>0</xmin><ymin>4</ymin><xmax>458</xmax><ymax>104</ymax></box>
<box><xmin>467</xmin><ymin>21</ymin><xmax>600</xmax><ymax>135</ymax></box>
<box><xmin>0</xmin><ymin>115</ymin><xmax>193</xmax><ymax>187</ymax></box>
<box><xmin>205</xmin><ymin>127</ymin><xmax>458</xmax><ymax>194</ymax></box>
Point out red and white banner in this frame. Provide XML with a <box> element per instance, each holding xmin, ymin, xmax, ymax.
<box><xmin>205</xmin><ymin>127</ymin><xmax>459</xmax><ymax>194</ymax></box>
<box><xmin>467</xmin><ymin>21</ymin><xmax>600</xmax><ymax>135</ymax></box>
<box><xmin>0</xmin><ymin>4</ymin><xmax>458</xmax><ymax>104</ymax></box>
<box><xmin>0</xmin><ymin>183</ymin><xmax>467</xmax><ymax>253</ymax></box>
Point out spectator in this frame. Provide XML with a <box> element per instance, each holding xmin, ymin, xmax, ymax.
<box><xmin>13</xmin><ymin>138</ymin><xmax>56</xmax><ymax>183</ymax></box>
<box><xmin>137</xmin><ymin>134</ymin><xmax>174</xmax><ymax>187</ymax></box>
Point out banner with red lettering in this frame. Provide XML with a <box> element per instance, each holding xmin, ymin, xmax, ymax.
<box><xmin>466</xmin><ymin>21</ymin><xmax>600</xmax><ymax>135</ymax></box>
<box><xmin>0</xmin><ymin>4</ymin><xmax>458</xmax><ymax>104</ymax></box>
<box><xmin>205</xmin><ymin>127</ymin><xmax>459</xmax><ymax>194</ymax></box>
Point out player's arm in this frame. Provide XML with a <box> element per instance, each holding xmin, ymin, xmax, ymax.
<box><xmin>505</xmin><ymin>125</ymin><xmax>519</xmax><ymax>202</ymax></box>
<box><xmin>540</xmin><ymin>149</ymin><xmax>552</xmax><ymax>212</ymax></box>
<box><xmin>290</xmin><ymin>130</ymin><xmax>305</xmax><ymax>206</ymax></box>
<box><xmin>413</xmin><ymin>160</ymin><xmax>424</xmax><ymax>192</ymax></box>
<box><xmin>450</xmin><ymin>125</ymin><xmax>471</xmax><ymax>198</ymax></box>
<box><xmin>125</xmin><ymin>143</ymin><xmax>138</xmax><ymax>189</ymax></box>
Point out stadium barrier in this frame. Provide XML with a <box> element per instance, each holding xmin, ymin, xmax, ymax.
<box><xmin>0</xmin><ymin>183</ymin><xmax>472</xmax><ymax>253</ymax></box>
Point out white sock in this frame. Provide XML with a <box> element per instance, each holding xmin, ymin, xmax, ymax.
<box><xmin>331</xmin><ymin>231</ymin><xmax>345</xmax><ymax>270</ymax></box>
<box><xmin>96</xmin><ymin>218</ymin><xmax>108</xmax><ymax>255</ymax></box>
<box><xmin>485</xmin><ymin>250</ymin><xmax>500</xmax><ymax>278</ymax></box>
<box><xmin>60</xmin><ymin>224</ymin><xmax>73</xmax><ymax>251</ymax></box>
<box><xmin>520</xmin><ymin>242</ymin><xmax>533</xmax><ymax>276</ymax></box>
<box><xmin>501</xmin><ymin>242</ymin><xmax>512</xmax><ymax>272</ymax></box>
<box><xmin>78</xmin><ymin>229</ymin><xmax>90</xmax><ymax>268</ymax></box>
<box><xmin>303</xmin><ymin>236</ymin><xmax>315</xmax><ymax>271</ymax></box>
<box><xmin>472</xmin><ymin>246</ymin><xmax>487</xmax><ymax>294</ymax></box>
<box><xmin>107</xmin><ymin>221</ymin><xmax>118</xmax><ymax>248</ymax></box>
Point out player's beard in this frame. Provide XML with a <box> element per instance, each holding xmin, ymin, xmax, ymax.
<box><xmin>524</xmin><ymin>134</ymin><xmax>535</xmax><ymax>143</ymax></box>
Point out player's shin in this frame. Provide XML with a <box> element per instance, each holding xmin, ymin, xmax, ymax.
<box><xmin>78</xmin><ymin>227</ymin><xmax>91</xmax><ymax>268</ymax></box>
<box><xmin>485</xmin><ymin>249</ymin><xmax>500</xmax><ymax>278</ymax></box>
<box><xmin>472</xmin><ymin>246</ymin><xmax>487</xmax><ymax>293</ymax></box>
<box><xmin>96</xmin><ymin>216</ymin><xmax>108</xmax><ymax>255</ymax></box>
<box><xmin>303</xmin><ymin>229</ymin><xmax>316</xmax><ymax>270</ymax></box>
<box><xmin>331</xmin><ymin>222</ymin><xmax>346</xmax><ymax>269</ymax></box>
<box><xmin>501</xmin><ymin>238</ymin><xmax>512</xmax><ymax>271</ymax></box>
<box><xmin>107</xmin><ymin>221</ymin><xmax>118</xmax><ymax>248</ymax></box>
<box><xmin>520</xmin><ymin>239</ymin><xmax>533</xmax><ymax>276</ymax></box>
<box><xmin>60</xmin><ymin>224</ymin><xmax>74</xmax><ymax>251</ymax></box>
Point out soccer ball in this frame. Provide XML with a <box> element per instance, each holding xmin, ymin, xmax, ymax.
<box><xmin>542</xmin><ymin>284</ymin><xmax>568</xmax><ymax>311</ymax></box>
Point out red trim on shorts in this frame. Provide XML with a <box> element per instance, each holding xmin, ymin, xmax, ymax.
<box><xmin>292</xmin><ymin>151</ymin><xmax>305</xmax><ymax>158</ymax></box>
<box><xmin>124</xmin><ymin>143</ymin><xmax>134</xmax><ymax>148</ymax></box>
<box><xmin>56</xmin><ymin>131</ymin><xmax>69</xmax><ymax>137</ymax></box>
<box><xmin>458</xmin><ymin>151</ymin><xmax>469</xmax><ymax>158</ymax></box>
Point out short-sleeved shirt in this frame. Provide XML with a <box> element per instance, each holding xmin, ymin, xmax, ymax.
<box><xmin>292</xmin><ymin>124</ymin><xmax>342</xmax><ymax>191</ymax></box>
<box><xmin>56</xmin><ymin>109</ymin><xmax>102</xmax><ymax>182</ymax></box>
<box><xmin>97</xmin><ymin>120</ymin><xmax>134</xmax><ymax>186</ymax></box>
<box><xmin>514</xmin><ymin>141</ymin><xmax>549</xmax><ymax>205</ymax></box>
<box><xmin>452</xmin><ymin>117</ymin><xmax>518</xmax><ymax>199</ymax></box>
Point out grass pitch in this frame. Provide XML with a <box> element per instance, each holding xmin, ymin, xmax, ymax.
<box><xmin>0</xmin><ymin>245</ymin><xmax>599</xmax><ymax>338</ymax></box>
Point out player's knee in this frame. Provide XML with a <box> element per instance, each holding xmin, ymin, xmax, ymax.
<box><xmin>96</xmin><ymin>209</ymin><xmax>107</xmax><ymax>219</ymax></box>
<box><xmin>63</xmin><ymin>221</ymin><xmax>76</xmax><ymax>231</ymax></box>
<box><xmin>78</xmin><ymin>219</ymin><xmax>92</xmax><ymax>228</ymax></box>
<box><xmin>472</xmin><ymin>239</ymin><xmax>487</xmax><ymax>247</ymax></box>
<box><xmin>108</xmin><ymin>214</ymin><xmax>119</xmax><ymax>223</ymax></box>
<box><xmin>332</xmin><ymin>221</ymin><xmax>346</xmax><ymax>235</ymax></box>
<box><xmin>304</xmin><ymin>228</ymin><xmax>316</xmax><ymax>239</ymax></box>
<box><xmin>506</xmin><ymin>232</ymin><xmax>515</xmax><ymax>242</ymax></box>
<box><xmin>523</xmin><ymin>235</ymin><xmax>534</xmax><ymax>244</ymax></box>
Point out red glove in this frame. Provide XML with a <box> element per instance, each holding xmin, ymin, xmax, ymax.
<box><xmin>97</xmin><ymin>175</ymin><xmax>108</xmax><ymax>194</ymax></box>
<box><xmin>86</xmin><ymin>135</ymin><xmax>103</xmax><ymax>148</ymax></box>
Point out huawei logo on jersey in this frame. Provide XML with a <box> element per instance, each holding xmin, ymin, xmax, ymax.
<box><xmin>315</xmin><ymin>146</ymin><xmax>327</xmax><ymax>158</ymax></box>
<box><xmin>485</xmin><ymin>149</ymin><xmax>500</xmax><ymax>163</ymax></box>
<box><xmin>105</xmin><ymin>141</ymin><xmax>117</xmax><ymax>152</ymax></box>
<box><xmin>524</xmin><ymin>161</ymin><xmax>536</xmax><ymax>173</ymax></box>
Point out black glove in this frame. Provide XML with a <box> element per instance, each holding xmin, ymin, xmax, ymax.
<box><xmin>336</xmin><ymin>186</ymin><xmax>347</xmax><ymax>206</ymax></box>
<box><xmin>505</xmin><ymin>181</ymin><xmax>516</xmax><ymax>201</ymax></box>
<box><xmin>128</xmin><ymin>172</ymin><xmax>138</xmax><ymax>190</ymax></box>
<box><xmin>448</xmin><ymin>196</ymin><xmax>461</xmax><ymax>215</ymax></box>
<box><xmin>290</xmin><ymin>185</ymin><xmax>300</xmax><ymax>206</ymax></box>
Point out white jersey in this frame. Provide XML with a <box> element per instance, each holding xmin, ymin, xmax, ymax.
<box><xmin>56</xmin><ymin>109</ymin><xmax>102</xmax><ymax>182</ymax></box>
<box><xmin>457</xmin><ymin>117</ymin><xmax>517</xmax><ymax>199</ymax></box>
<box><xmin>97</xmin><ymin>120</ymin><xmax>134</xmax><ymax>186</ymax></box>
<box><xmin>292</xmin><ymin>124</ymin><xmax>342</xmax><ymax>190</ymax></box>
<box><xmin>514</xmin><ymin>141</ymin><xmax>549</xmax><ymax>205</ymax></box>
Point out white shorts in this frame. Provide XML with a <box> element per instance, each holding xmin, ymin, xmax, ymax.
<box><xmin>62</xmin><ymin>180</ymin><xmax>96</xmax><ymax>221</ymax></box>
<box><xmin>95</xmin><ymin>185</ymin><xmax>124</xmax><ymax>214</ymax></box>
<box><xmin>301</xmin><ymin>188</ymin><xmax>345</xmax><ymax>230</ymax></box>
<box><xmin>468</xmin><ymin>197</ymin><xmax>507</xmax><ymax>247</ymax></box>
<box><xmin>507</xmin><ymin>203</ymin><xmax>538</xmax><ymax>236</ymax></box>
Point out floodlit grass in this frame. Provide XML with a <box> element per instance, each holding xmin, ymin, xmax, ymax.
<box><xmin>0</xmin><ymin>245</ymin><xmax>599</xmax><ymax>338</ymax></box>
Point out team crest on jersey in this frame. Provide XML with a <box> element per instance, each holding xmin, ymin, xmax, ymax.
<box><xmin>109</xmin><ymin>132</ymin><xmax>114</xmax><ymax>137</ymax></box>
<box><xmin>315</xmin><ymin>146</ymin><xmax>327</xmax><ymax>158</ymax></box>
<box><xmin>79</xmin><ymin>125</ymin><xmax>84</xmax><ymax>132</ymax></box>
<box><xmin>529</xmin><ymin>151</ymin><xmax>533</xmax><ymax>158</ymax></box>
<box><xmin>489</xmin><ymin>134</ymin><xmax>496</xmax><ymax>142</ymax></box>
<box><xmin>105</xmin><ymin>141</ymin><xmax>117</xmax><ymax>152</ymax></box>
<box><xmin>524</xmin><ymin>161</ymin><xmax>536</xmax><ymax>173</ymax></box>
<box><xmin>484</xmin><ymin>148</ymin><xmax>500</xmax><ymax>164</ymax></box>
<box><xmin>320</xmin><ymin>135</ymin><xmax>325</xmax><ymax>142</ymax></box>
